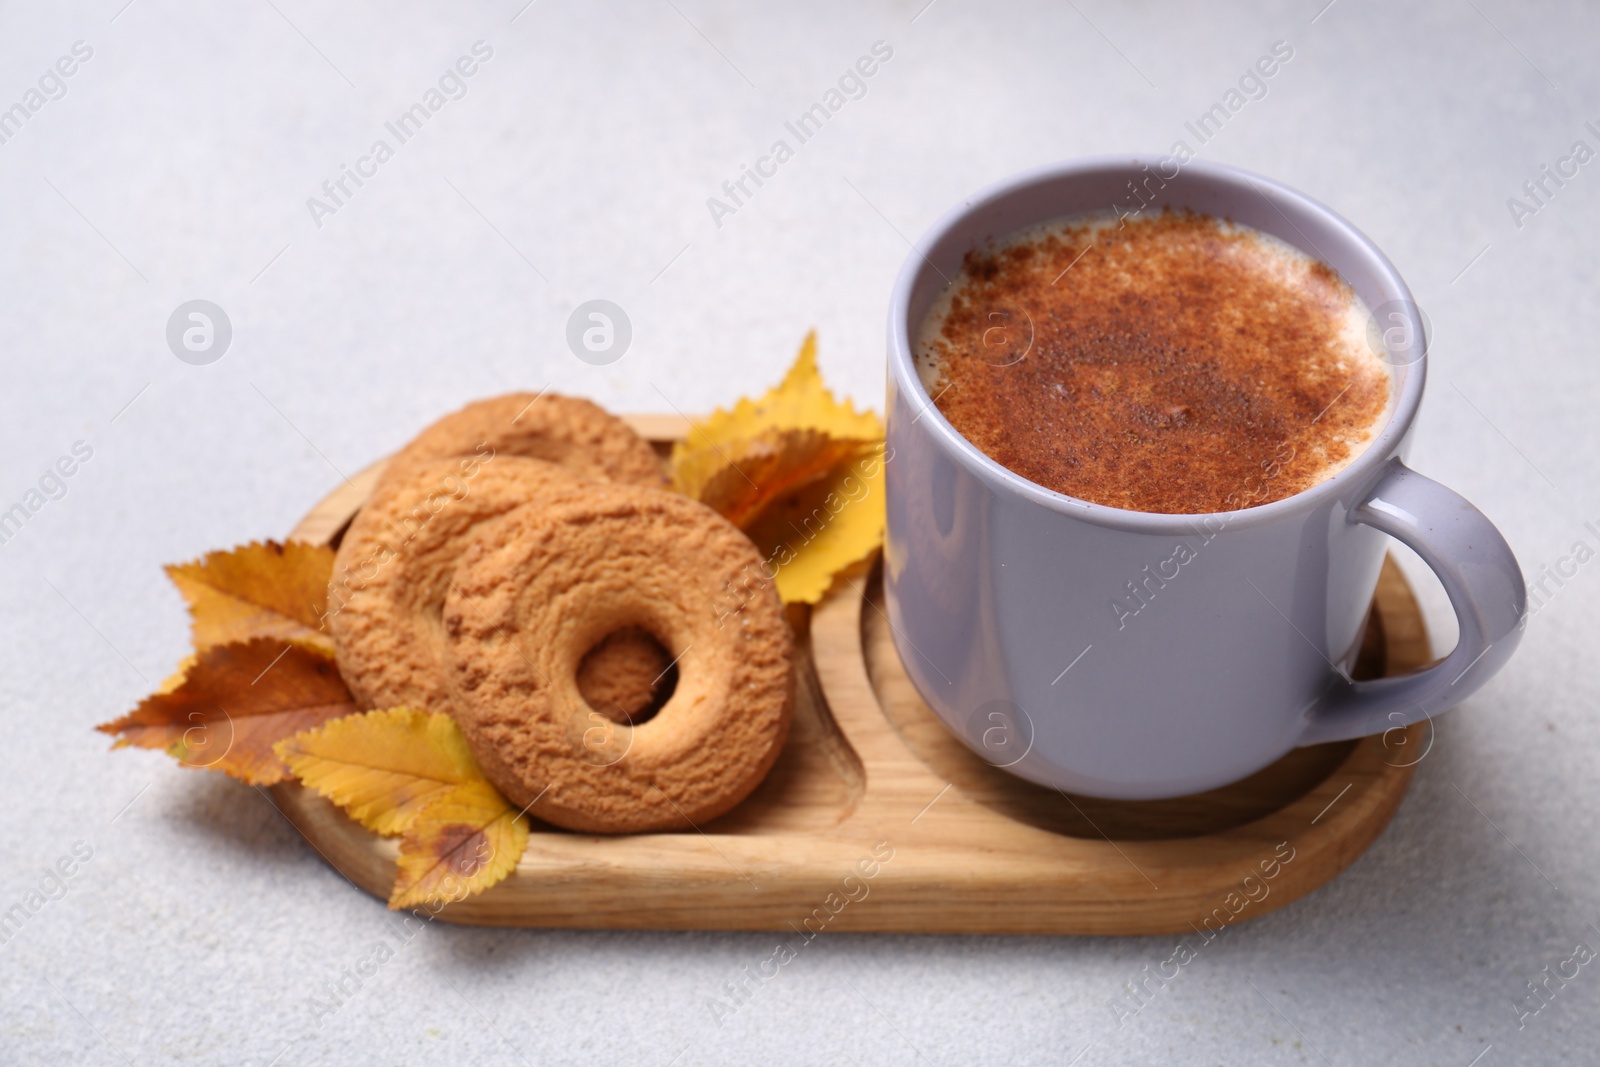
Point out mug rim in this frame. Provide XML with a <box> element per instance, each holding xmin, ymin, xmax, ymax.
<box><xmin>887</xmin><ymin>155</ymin><xmax>1427</xmax><ymax>533</ymax></box>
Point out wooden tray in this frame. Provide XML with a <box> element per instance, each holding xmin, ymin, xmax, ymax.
<box><xmin>271</xmin><ymin>415</ymin><xmax>1431</xmax><ymax>935</ymax></box>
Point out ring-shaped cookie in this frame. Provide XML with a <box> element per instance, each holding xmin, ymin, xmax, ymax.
<box><xmin>442</xmin><ymin>487</ymin><xmax>793</xmax><ymax>834</ymax></box>
<box><xmin>328</xmin><ymin>456</ymin><xmax>597</xmax><ymax>714</ymax></box>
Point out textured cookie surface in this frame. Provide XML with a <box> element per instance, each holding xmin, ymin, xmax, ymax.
<box><xmin>327</xmin><ymin>456</ymin><xmax>598</xmax><ymax>715</ymax></box>
<box><xmin>442</xmin><ymin>487</ymin><xmax>793</xmax><ymax>834</ymax></box>
<box><xmin>381</xmin><ymin>393</ymin><xmax>663</xmax><ymax>491</ymax></box>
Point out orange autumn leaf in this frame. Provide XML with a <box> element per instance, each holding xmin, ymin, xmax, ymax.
<box><xmin>166</xmin><ymin>540</ymin><xmax>335</xmax><ymax>655</ymax></box>
<box><xmin>670</xmin><ymin>333</ymin><xmax>887</xmax><ymax>604</ymax></box>
<box><xmin>739</xmin><ymin>442</ymin><xmax>887</xmax><ymax>604</ymax></box>
<box><xmin>389</xmin><ymin>779</ymin><xmax>528</xmax><ymax>909</ymax></box>
<box><xmin>97</xmin><ymin>638</ymin><xmax>356</xmax><ymax>785</ymax></box>
<box><xmin>693</xmin><ymin>427</ymin><xmax>875</xmax><ymax>530</ymax></box>
<box><xmin>670</xmin><ymin>331</ymin><xmax>882</xmax><ymax>502</ymax></box>
<box><xmin>274</xmin><ymin>708</ymin><xmax>484</xmax><ymax>837</ymax></box>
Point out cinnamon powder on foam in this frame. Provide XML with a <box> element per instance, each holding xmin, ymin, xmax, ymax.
<box><xmin>915</xmin><ymin>211</ymin><xmax>1392</xmax><ymax>515</ymax></box>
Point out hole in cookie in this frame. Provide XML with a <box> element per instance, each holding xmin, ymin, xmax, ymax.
<box><xmin>576</xmin><ymin>625</ymin><xmax>678</xmax><ymax>726</ymax></box>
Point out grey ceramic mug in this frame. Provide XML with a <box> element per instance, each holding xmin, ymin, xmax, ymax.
<box><xmin>883</xmin><ymin>157</ymin><xmax>1526</xmax><ymax>800</ymax></box>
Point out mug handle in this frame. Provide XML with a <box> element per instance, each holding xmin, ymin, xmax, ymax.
<box><xmin>1300</xmin><ymin>459</ymin><xmax>1526</xmax><ymax>745</ymax></box>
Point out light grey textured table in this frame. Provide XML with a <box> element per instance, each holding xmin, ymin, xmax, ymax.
<box><xmin>2</xmin><ymin>2</ymin><xmax>1596</xmax><ymax>1064</ymax></box>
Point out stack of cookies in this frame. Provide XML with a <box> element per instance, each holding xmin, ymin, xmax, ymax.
<box><xmin>326</xmin><ymin>394</ymin><xmax>794</xmax><ymax>834</ymax></box>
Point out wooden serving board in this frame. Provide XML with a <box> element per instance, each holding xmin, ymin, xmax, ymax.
<box><xmin>271</xmin><ymin>414</ymin><xmax>1431</xmax><ymax>935</ymax></box>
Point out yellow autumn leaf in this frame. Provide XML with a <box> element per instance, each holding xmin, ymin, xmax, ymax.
<box><xmin>670</xmin><ymin>333</ymin><xmax>887</xmax><ymax>604</ymax></box>
<box><xmin>671</xmin><ymin>331</ymin><xmax>882</xmax><ymax>501</ymax></box>
<box><xmin>275</xmin><ymin>709</ymin><xmax>530</xmax><ymax>907</ymax></box>
<box><xmin>389</xmin><ymin>779</ymin><xmax>528</xmax><ymax>910</ymax></box>
<box><xmin>274</xmin><ymin>708</ymin><xmax>484</xmax><ymax>837</ymax></box>
<box><xmin>166</xmin><ymin>540</ymin><xmax>335</xmax><ymax>655</ymax></box>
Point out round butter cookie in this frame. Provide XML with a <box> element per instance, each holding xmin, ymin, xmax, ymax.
<box><xmin>327</xmin><ymin>456</ymin><xmax>597</xmax><ymax>714</ymax></box>
<box><xmin>441</xmin><ymin>488</ymin><xmax>793</xmax><ymax>834</ymax></box>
